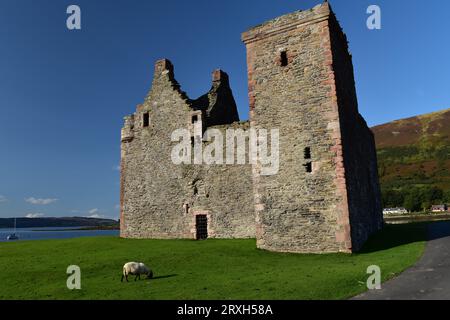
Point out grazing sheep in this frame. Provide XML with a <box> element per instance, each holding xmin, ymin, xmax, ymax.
<box><xmin>121</xmin><ymin>262</ymin><xmax>153</xmax><ymax>282</ymax></box>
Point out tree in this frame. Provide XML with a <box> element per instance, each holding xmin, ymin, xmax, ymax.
<box><xmin>381</xmin><ymin>188</ymin><xmax>404</xmax><ymax>208</ymax></box>
<box><xmin>444</xmin><ymin>190</ymin><xmax>450</xmax><ymax>203</ymax></box>
<box><xmin>403</xmin><ymin>189</ymin><xmax>422</xmax><ymax>212</ymax></box>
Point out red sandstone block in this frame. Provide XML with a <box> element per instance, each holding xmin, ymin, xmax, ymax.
<box><xmin>335</xmin><ymin>231</ymin><xmax>346</xmax><ymax>242</ymax></box>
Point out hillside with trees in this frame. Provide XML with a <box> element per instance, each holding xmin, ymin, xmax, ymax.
<box><xmin>372</xmin><ymin>108</ymin><xmax>450</xmax><ymax>211</ymax></box>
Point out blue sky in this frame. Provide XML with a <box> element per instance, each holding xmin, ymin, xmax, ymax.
<box><xmin>0</xmin><ymin>0</ymin><xmax>449</xmax><ymax>219</ymax></box>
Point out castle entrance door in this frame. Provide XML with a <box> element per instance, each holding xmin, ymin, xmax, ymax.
<box><xmin>196</xmin><ymin>215</ymin><xmax>208</xmax><ymax>240</ymax></box>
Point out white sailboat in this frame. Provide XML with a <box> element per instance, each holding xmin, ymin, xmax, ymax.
<box><xmin>6</xmin><ymin>218</ymin><xmax>19</xmax><ymax>241</ymax></box>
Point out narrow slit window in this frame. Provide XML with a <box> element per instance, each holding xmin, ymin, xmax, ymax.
<box><xmin>304</xmin><ymin>162</ymin><xmax>312</xmax><ymax>173</ymax></box>
<box><xmin>191</xmin><ymin>136</ymin><xmax>195</xmax><ymax>146</ymax></box>
<box><xmin>143</xmin><ymin>112</ymin><xmax>150</xmax><ymax>127</ymax></box>
<box><xmin>192</xmin><ymin>115</ymin><xmax>199</xmax><ymax>124</ymax></box>
<box><xmin>280</xmin><ymin>51</ymin><xmax>288</xmax><ymax>67</ymax></box>
<box><xmin>304</xmin><ymin>147</ymin><xmax>311</xmax><ymax>159</ymax></box>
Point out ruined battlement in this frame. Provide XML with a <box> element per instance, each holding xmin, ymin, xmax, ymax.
<box><xmin>121</xmin><ymin>59</ymin><xmax>240</xmax><ymax>143</ymax></box>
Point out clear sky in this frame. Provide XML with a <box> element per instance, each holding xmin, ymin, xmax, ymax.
<box><xmin>0</xmin><ymin>0</ymin><xmax>449</xmax><ymax>219</ymax></box>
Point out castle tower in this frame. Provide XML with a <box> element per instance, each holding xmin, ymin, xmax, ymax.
<box><xmin>242</xmin><ymin>2</ymin><xmax>383</xmax><ymax>253</ymax></box>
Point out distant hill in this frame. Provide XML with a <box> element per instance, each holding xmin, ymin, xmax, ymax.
<box><xmin>0</xmin><ymin>217</ymin><xmax>119</xmax><ymax>229</ymax></box>
<box><xmin>371</xmin><ymin>108</ymin><xmax>450</xmax><ymax>210</ymax></box>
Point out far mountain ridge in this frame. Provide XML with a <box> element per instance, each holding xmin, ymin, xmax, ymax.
<box><xmin>372</xmin><ymin>108</ymin><xmax>450</xmax><ymax>149</ymax></box>
<box><xmin>0</xmin><ymin>216</ymin><xmax>118</xmax><ymax>229</ymax></box>
<box><xmin>371</xmin><ymin>108</ymin><xmax>450</xmax><ymax>210</ymax></box>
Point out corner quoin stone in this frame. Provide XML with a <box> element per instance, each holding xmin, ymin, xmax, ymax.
<box><xmin>120</xmin><ymin>2</ymin><xmax>383</xmax><ymax>254</ymax></box>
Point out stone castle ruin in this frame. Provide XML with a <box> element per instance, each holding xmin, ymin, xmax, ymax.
<box><xmin>120</xmin><ymin>2</ymin><xmax>383</xmax><ymax>253</ymax></box>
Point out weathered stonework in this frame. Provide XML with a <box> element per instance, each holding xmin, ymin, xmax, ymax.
<box><xmin>120</xmin><ymin>59</ymin><xmax>255</xmax><ymax>240</ymax></box>
<box><xmin>120</xmin><ymin>2</ymin><xmax>383</xmax><ymax>253</ymax></box>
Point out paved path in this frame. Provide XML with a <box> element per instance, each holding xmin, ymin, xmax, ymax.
<box><xmin>353</xmin><ymin>221</ymin><xmax>450</xmax><ymax>300</ymax></box>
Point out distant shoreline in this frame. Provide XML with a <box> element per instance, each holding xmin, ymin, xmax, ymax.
<box><xmin>0</xmin><ymin>217</ymin><xmax>119</xmax><ymax>229</ymax></box>
<box><xmin>384</xmin><ymin>213</ymin><xmax>450</xmax><ymax>224</ymax></box>
<box><xmin>31</xmin><ymin>225</ymin><xmax>119</xmax><ymax>232</ymax></box>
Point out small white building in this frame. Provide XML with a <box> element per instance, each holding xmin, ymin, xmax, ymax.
<box><xmin>431</xmin><ymin>205</ymin><xmax>447</xmax><ymax>213</ymax></box>
<box><xmin>383</xmin><ymin>207</ymin><xmax>409</xmax><ymax>215</ymax></box>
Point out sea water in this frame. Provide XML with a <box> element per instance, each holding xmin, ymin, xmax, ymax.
<box><xmin>0</xmin><ymin>227</ymin><xmax>119</xmax><ymax>242</ymax></box>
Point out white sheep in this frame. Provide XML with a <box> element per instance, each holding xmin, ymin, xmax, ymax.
<box><xmin>121</xmin><ymin>262</ymin><xmax>153</xmax><ymax>282</ymax></box>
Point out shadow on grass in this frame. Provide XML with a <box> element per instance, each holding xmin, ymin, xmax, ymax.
<box><xmin>359</xmin><ymin>221</ymin><xmax>450</xmax><ymax>254</ymax></box>
<box><xmin>151</xmin><ymin>274</ymin><xmax>177</xmax><ymax>280</ymax></box>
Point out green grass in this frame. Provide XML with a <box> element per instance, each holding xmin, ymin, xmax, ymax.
<box><xmin>0</xmin><ymin>223</ymin><xmax>427</xmax><ymax>300</ymax></box>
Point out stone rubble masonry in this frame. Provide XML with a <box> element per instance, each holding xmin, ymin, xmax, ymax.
<box><xmin>120</xmin><ymin>58</ymin><xmax>254</xmax><ymax>240</ymax></box>
<box><xmin>120</xmin><ymin>1</ymin><xmax>383</xmax><ymax>253</ymax></box>
<box><xmin>242</xmin><ymin>1</ymin><xmax>382</xmax><ymax>253</ymax></box>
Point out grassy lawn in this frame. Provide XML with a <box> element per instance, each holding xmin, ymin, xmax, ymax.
<box><xmin>0</xmin><ymin>223</ymin><xmax>427</xmax><ymax>300</ymax></box>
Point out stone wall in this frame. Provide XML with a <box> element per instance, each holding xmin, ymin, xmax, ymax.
<box><xmin>192</xmin><ymin>70</ymin><xmax>241</xmax><ymax>127</ymax></box>
<box><xmin>120</xmin><ymin>60</ymin><xmax>254</xmax><ymax>239</ymax></box>
<box><xmin>327</xmin><ymin>13</ymin><xmax>383</xmax><ymax>250</ymax></box>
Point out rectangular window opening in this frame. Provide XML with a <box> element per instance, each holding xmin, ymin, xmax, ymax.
<box><xmin>304</xmin><ymin>147</ymin><xmax>311</xmax><ymax>159</ymax></box>
<box><xmin>304</xmin><ymin>162</ymin><xmax>312</xmax><ymax>173</ymax></box>
<box><xmin>192</xmin><ymin>115</ymin><xmax>199</xmax><ymax>124</ymax></box>
<box><xmin>143</xmin><ymin>112</ymin><xmax>150</xmax><ymax>127</ymax></box>
<box><xmin>280</xmin><ymin>51</ymin><xmax>288</xmax><ymax>67</ymax></box>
